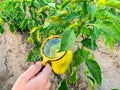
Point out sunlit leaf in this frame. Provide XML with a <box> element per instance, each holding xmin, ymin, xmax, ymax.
<box><xmin>87</xmin><ymin>76</ymin><xmax>95</xmax><ymax>90</ymax></box>
<box><xmin>49</xmin><ymin>16</ymin><xmax>64</xmax><ymax>24</ymax></box>
<box><xmin>0</xmin><ymin>18</ymin><xmax>4</xmax><ymax>24</ymax></box>
<box><xmin>38</xmin><ymin>6</ymin><xmax>50</xmax><ymax>13</ymax></box>
<box><xmin>99</xmin><ymin>22</ymin><xmax>120</xmax><ymax>43</ymax></box>
<box><xmin>27</xmin><ymin>36</ymin><xmax>34</xmax><ymax>44</ymax></box>
<box><xmin>70</xmin><ymin>67</ymin><xmax>77</xmax><ymax>83</ymax></box>
<box><xmin>100</xmin><ymin>0</ymin><xmax>120</xmax><ymax>10</ymax></box>
<box><xmin>59</xmin><ymin>29</ymin><xmax>76</xmax><ymax>51</ymax></box>
<box><xmin>58</xmin><ymin>10</ymin><xmax>68</xmax><ymax>17</ymax></box>
<box><xmin>61</xmin><ymin>0</ymin><xmax>70</xmax><ymax>9</ymax></box>
<box><xmin>30</xmin><ymin>26</ymin><xmax>38</xmax><ymax>34</ymax></box>
<box><xmin>36</xmin><ymin>30</ymin><xmax>41</xmax><ymax>42</ymax></box>
<box><xmin>102</xmin><ymin>34</ymin><xmax>115</xmax><ymax>50</ymax></box>
<box><xmin>48</xmin><ymin>3</ymin><xmax>55</xmax><ymax>8</ymax></box>
<box><xmin>87</xmin><ymin>5</ymin><xmax>96</xmax><ymax>20</ymax></box>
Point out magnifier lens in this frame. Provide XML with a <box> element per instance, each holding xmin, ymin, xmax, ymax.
<box><xmin>43</xmin><ymin>38</ymin><xmax>62</xmax><ymax>58</ymax></box>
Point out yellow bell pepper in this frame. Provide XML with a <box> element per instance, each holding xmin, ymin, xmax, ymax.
<box><xmin>51</xmin><ymin>50</ymin><xmax>73</xmax><ymax>74</ymax></box>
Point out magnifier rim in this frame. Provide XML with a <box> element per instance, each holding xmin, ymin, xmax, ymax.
<box><xmin>40</xmin><ymin>35</ymin><xmax>66</xmax><ymax>61</ymax></box>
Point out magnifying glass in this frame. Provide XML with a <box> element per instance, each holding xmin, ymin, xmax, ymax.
<box><xmin>40</xmin><ymin>36</ymin><xmax>72</xmax><ymax>74</ymax></box>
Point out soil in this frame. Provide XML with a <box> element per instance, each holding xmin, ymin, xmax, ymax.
<box><xmin>0</xmin><ymin>24</ymin><xmax>32</xmax><ymax>90</ymax></box>
<box><xmin>94</xmin><ymin>39</ymin><xmax>120</xmax><ymax>90</ymax></box>
<box><xmin>0</xmin><ymin>25</ymin><xmax>120</xmax><ymax>90</ymax></box>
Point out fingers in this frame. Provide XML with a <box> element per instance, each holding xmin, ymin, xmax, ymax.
<box><xmin>47</xmin><ymin>80</ymin><xmax>51</xmax><ymax>89</ymax></box>
<box><xmin>19</xmin><ymin>61</ymin><xmax>42</xmax><ymax>83</ymax></box>
<box><xmin>38</xmin><ymin>80</ymin><xmax>51</xmax><ymax>90</ymax></box>
<box><xmin>34</xmin><ymin>63</ymin><xmax>52</xmax><ymax>83</ymax></box>
<box><xmin>44</xmin><ymin>80</ymin><xmax>51</xmax><ymax>90</ymax></box>
<box><xmin>40</xmin><ymin>63</ymin><xmax>52</xmax><ymax>80</ymax></box>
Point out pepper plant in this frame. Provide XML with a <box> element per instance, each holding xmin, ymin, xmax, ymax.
<box><xmin>0</xmin><ymin>0</ymin><xmax>120</xmax><ymax>90</ymax></box>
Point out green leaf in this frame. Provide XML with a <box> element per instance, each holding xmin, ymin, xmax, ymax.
<box><xmin>49</xmin><ymin>16</ymin><xmax>64</xmax><ymax>24</ymax></box>
<box><xmin>80</xmin><ymin>26</ymin><xmax>92</xmax><ymax>37</ymax></box>
<box><xmin>109</xmin><ymin>37</ymin><xmax>115</xmax><ymax>51</ymax></box>
<box><xmin>73</xmin><ymin>47</ymin><xmax>90</xmax><ymax>66</ymax></box>
<box><xmin>23</xmin><ymin>2</ymin><xmax>27</xmax><ymax>12</ymax></box>
<box><xmin>90</xmin><ymin>27</ymin><xmax>101</xmax><ymax>50</ymax></box>
<box><xmin>89</xmin><ymin>54</ymin><xmax>95</xmax><ymax>60</ymax></box>
<box><xmin>27</xmin><ymin>36</ymin><xmax>34</xmax><ymax>44</ymax></box>
<box><xmin>19</xmin><ymin>18</ymin><xmax>28</xmax><ymax>30</ymax></box>
<box><xmin>26</xmin><ymin>45</ymin><xmax>41</xmax><ymax>62</ymax></box>
<box><xmin>111</xmin><ymin>89</ymin><xmax>119</xmax><ymax>90</ymax></box>
<box><xmin>48</xmin><ymin>3</ymin><xmax>55</xmax><ymax>8</ymax></box>
<box><xmin>61</xmin><ymin>0</ymin><xmax>70</xmax><ymax>9</ymax></box>
<box><xmin>105</xmin><ymin>0</ymin><xmax>120</xmax><ymax>10</ymax></box>
<box><xmin>38</xmin><ymin>6</ymin><xmax>50</xmax><ymax>13</ymax></box>
<box><xmin>102</xmin><ymin>34</ymin><xmax>115</xmax><ymax>50</ymax></box>
<box><xmin>32</xmin><ymin>0</ymin><xmax>40</xmax><ymax>9</ymax></box>
<box><xmin>82</xmin><ymin>1</ymin><xmax>88</xmax><ymax>17</ymax></box>
<box><xmin>29</xmin><ymin>8</ymin><xmax>36</xmax><ymax>19</ymax></box>
<box><xmin>37</xmin><ymin>0</ymin><xmax>46</xmax><ymax>6</ymax></box>
<box><xmin>91</xmin><ymin>27</ymin><xmax>101</xmax><ymax>42</ymax></box>
<box><xmin>70</xmin><ymin>67</ymin><xmax>77</xmax><ymax>84</ymax></box>
<box><xmin>65</xmin><ymin>11</ymin><xmax>80</xmax><ymax>22</ymax></box>
<box><xmin>59</xmin><ymin>29</ymin><xmax>76</xmax><ymax>51</ymax></box>
<box><xmin>0</xmin><ymin>24</ymin><xmax>4</xmax><ymax>34</ymax></box>
<box><xmin>45</xmin><ymin>0</ymin><xmax>54</xmax><ymax>3</ymax></box>
<box><xmin>50</xmin><ymin>44</ymin><xmax>60</xmax><ymax>58</ymax></box>
<box><xmin>86</xmin><ymin>59</ymin><xmax>102</xmax><ymax>86</ymax></box>
<box><xmin>81</xmin><ymin>38</ymin><xmax>97</xmax><ymax>50</ymax></box>
<box><xmin>87</xmin><ymin>5</ymin><xmax>96</xmax><ymax>20</ymax></box>
<box><xmin>58</xmin><ymin>79</ymin><xmax>68</xmax><ymax>90</ymax></box>
<box><xmin>9</xmin><ymin>24</ymin><xmax>16</xmax><ymax>33</ymax></box>
<box><xmin>99</xmin><ymin>22</ymin><xmax>120</xmax><ymax>43</ymax></box>
<box><xmin>87</xmin><ymin>76</ymin><xmax>95</xmax><ymax>90</ymax></box>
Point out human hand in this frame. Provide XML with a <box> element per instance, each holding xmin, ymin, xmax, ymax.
<box><xmin>12</xmin><ymin>61</ymin><xmax>52</xmax><ymax>90</ymax></box>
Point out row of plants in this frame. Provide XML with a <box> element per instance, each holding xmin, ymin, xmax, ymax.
<box><xmin>0</xmin><ymin>0</ymin><xmax>120</xmax><ymax>89</ymax></box>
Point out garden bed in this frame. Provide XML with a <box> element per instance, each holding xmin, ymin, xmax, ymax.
<box><xmin>0</xmin><ymin>25</ymin><xmax>120</xmax><ymax>90</ymax></box>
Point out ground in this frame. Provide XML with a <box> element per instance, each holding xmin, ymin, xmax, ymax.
<box><xmin>0</xmin><ymin>25</ymin><xmax>120</xmax><ymax>90</ymax></box>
